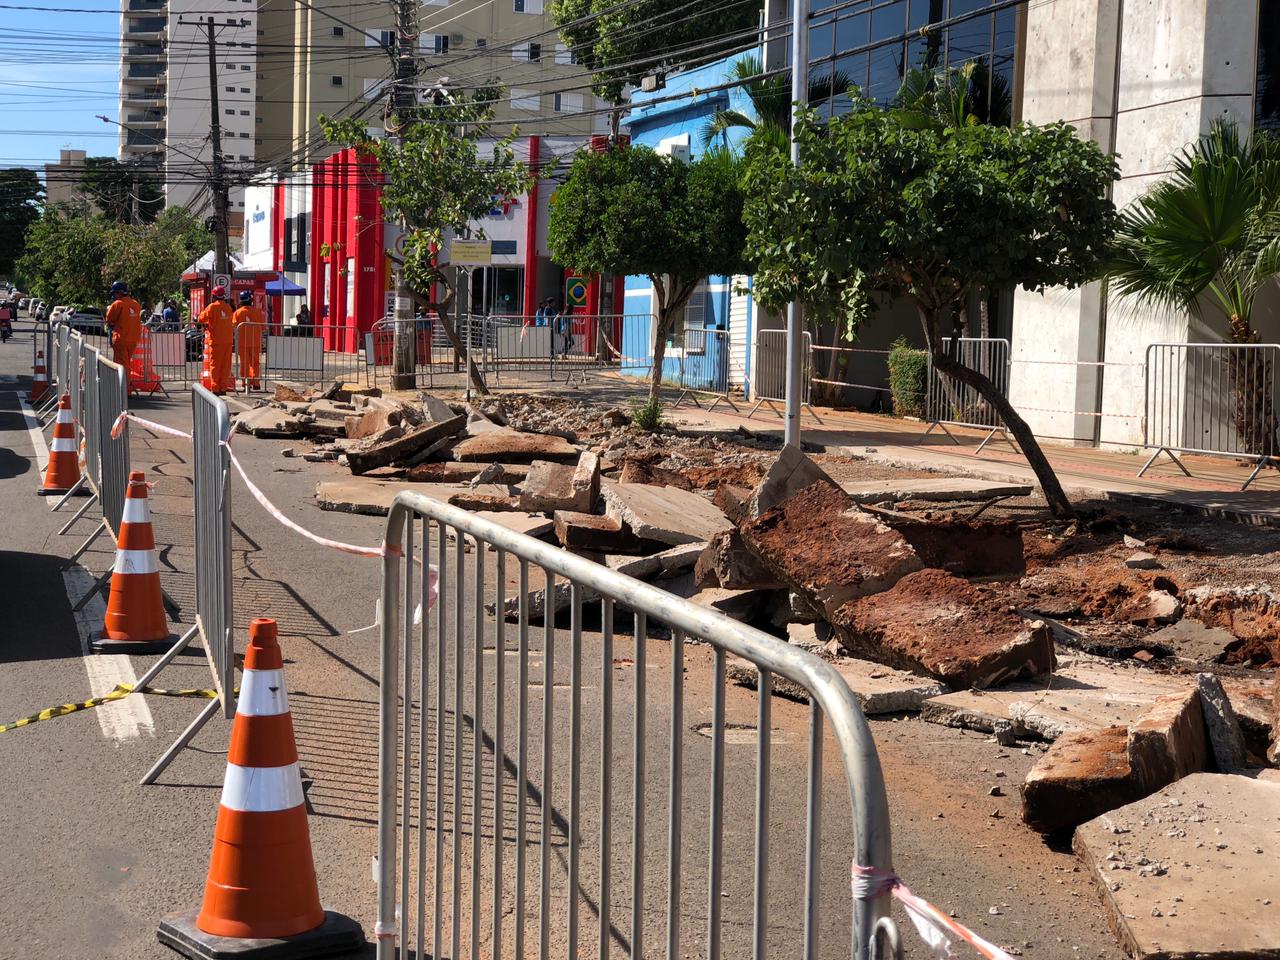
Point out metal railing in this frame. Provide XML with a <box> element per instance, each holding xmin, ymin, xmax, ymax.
<box><xmin>375</xmin><ymin>494</ymin><xmax>894</xmax><ymax>960</ymax></box>
<box><xmin>1142</xmin><ymin>342</ymin><xmax>1280</xmax><ymax>488</ymax></box>
<box><xmin>670</xmin><ymin>327</ymin><xmax>740</xmax><ymax>412</ymax></box>
<box><xmin>485</xmin><ymin>314</ymin><xmax>631</xmax><ymax>387</ymax></box>
<box><xmin>234</xmin><ymin>321</ymin><xmax>369</xmax><ymax>393</ymax></box>
<box><xmin>924</xmin><ymin>337</ymin><xmax>1012</xmax><ymax>452</ymax></box>
<box><xmin>749</xmin><ymin>328</ymin><xmax>815</xmax><ymax>419</ymax></box>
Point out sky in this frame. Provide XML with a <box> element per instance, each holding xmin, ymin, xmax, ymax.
<box><xmin>0</xmin><ymin>1</ymin><xmax>123</xmax><ymax>172</ymax></box>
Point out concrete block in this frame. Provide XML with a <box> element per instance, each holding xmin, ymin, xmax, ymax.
<box><xmin>1197</xmin><ymin>672</ymin><xmax>1248</xmax><ymax>772</ymax></box>
<box><xmin>453</xmin><ymin>428</ymin><xmax>578</xmax><ymax>463</ymax></box>
<box><xmin>346</xmin><ymin>415</ymin><xmax>465</xmax><ymax>475</ymax></box>
<box><xmin>552</xmin><ymin>511</ymin><xmax>645</xmax><ymax>553</ymax></box>
<box><xmin>601</xmin><ymin>482</ymin><xmax>732</xmax><ymax>546</ymax></box>
<box><xmin>1021</xmin><ymin>727</ymin><xmax>1145</xmax><ymax>833</ymax></box>
<box><xmin>728</xmin><ymin>655</ymin><xmax>946</xmax><ymax>715</ymax></box>
<box><xmin>693</xmin><ymin>529</ymin><xmax>782</xmax><ymax>590</ymax></box>
<box><xmin>746</xmin><ymin>443</ymin><xmax>838</xmax><ymax>518</ymax></box>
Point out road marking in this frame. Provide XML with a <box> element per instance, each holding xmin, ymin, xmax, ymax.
<box><xmin>62</xmin><ymin>566</ymin><xmax>155</xmax><ymax>741</ymax></box>
<box><xmin>17</xmin><ymin>394</ymin><xmax>49</xmax><ymax>473</ymax></box>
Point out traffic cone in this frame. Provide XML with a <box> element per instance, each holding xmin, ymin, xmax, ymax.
<box><xmin>38</xmin><ymin>393</ymin><xmax>81</xmax><ymax>495</ymax></box>
<box><xmin>129</xmin><ymin>336</ymin><xmax>163</xmax><ymax>396</ymax></box>
<box><xmin>200</xmin><ymin>333</ymin><xmax>213</xmax><ymax>391</ymax></box>
<box><xmin>92</xmin><ymin>470</ymin><xmax>175</xmax><ymax>654</ymax></box>
<box><xmin>157</xmin><ymin>619</ymin><xmax>363</xmax><ymax>960</ymax></box>
<box><xmin>29</xmin><ymin>350</ymin><xmax>49</xmax><ymax>404</ymax></box>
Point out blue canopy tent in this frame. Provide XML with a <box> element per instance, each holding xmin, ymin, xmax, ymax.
<box><xmin>264</xmin><ymin>276</ymin><xmax>306</xmax><ymax>295</ymax></box>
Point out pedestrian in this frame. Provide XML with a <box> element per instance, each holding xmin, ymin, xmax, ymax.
<box><xmin>534</xmin><ymin>300</ymin><xmax>547</xmax><ymax>326</ymax></box>
<box><xmin>198</xmin><ymin>285</ymin><xmax>236</xmax><ymax>394</ymax></box>
<box><xmin>296</xmin><ymin>303</ymin><xmax>312</xmax><ymax>335</ymax></box>
<box><xmin>162</xmin><ymin>298</ymin><xmax>178</xmax><ymax>328</ymax></box>
<box><xmin>232</xmin><ymin>290</ymin><xmax>264</xmax><ymax>390</ymax></box>
<box><xmin>555</xmin><ymin>305</ymin><xmax>572</xmax><ymax>357</ymax></box>
<box><xmin>105</xmin><ymin>280</ymin><xmax>142</xmax><ymax>370</ymax></box>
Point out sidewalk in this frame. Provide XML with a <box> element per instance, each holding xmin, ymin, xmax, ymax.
<box><xmin>649</xmin><ymin>390</ymin><xmax>1280</xmax><ymax>524</ymax></box>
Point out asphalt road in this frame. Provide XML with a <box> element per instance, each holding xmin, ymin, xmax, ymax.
<box><xmin>0</xmin><ymin>331</ymin><xmax>1125</xmax><ymax>960</ymax></box>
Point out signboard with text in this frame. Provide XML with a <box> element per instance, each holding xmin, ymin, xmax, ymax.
<box><xmin>450</xmin><ymin>239</ymin><xmax>492</xmax><ymax>265</ymax></box>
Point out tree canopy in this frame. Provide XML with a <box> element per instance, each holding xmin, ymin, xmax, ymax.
<box><xmin>78</xmin><ymin>156</ymin><xmax>164</xmax><ymax>224</ymax></box>
<box><xmin>0</xmin><ymin>168</ymin><xmax>45</xmax><ymax>278</ymax></box>
<box><xmin>550</xmin><ymin>0</ymin><xmax>761</xmax><ymax>103</ymax></box>
<box><xmin>547</xmin><ymin>144</ymin><xmax>747</xmax><ymax>397</ymax></box>
<box><xmin>743</xmin><ymin>106</ymin><xmax>1119</xmax><ymax>516</ymax></box>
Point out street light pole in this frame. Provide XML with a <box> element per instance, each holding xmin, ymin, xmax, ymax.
<box><xmin>783</xmin><ymin>0</ymin><xmax>808</xmax><ymax>448</ymax></box>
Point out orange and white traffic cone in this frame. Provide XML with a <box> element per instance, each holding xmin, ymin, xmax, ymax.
<box><xmin>157</xmin><ymin>618</ymin><xmax>362</xmax><ymax>959</ymax></box>
<box><xmin>200</xmin><ymin>334</ymin><xmax>213</xmax><ymax>391</ymax></box>
<box><xmin>129</xmin><ymin>336</ymin><xmax>163</xmax><ymax>396</ymax></box>
<box><xmin>38</xmin><ymin>393</ymin><xmax>81</xmax><ymax>495</ymax></box>
<box><xmin>29</xmin><ymin>350</ymin><xmax>49</xmax><ymax>404</ymax></box>
<box><xmin>92</xmin><ymin>470</ymin><xmax>175</xmax><ymax>654</ymax></box>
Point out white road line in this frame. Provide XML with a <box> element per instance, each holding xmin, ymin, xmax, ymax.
<box><xmin>17</xmin><ymin>393</ymin><xmax>48</xmax><ymax>473</ymax></box>
<box><xmin>62</xmin><ymin>566</ymin><xmax>155</xmax><ymax>741</ymax></box>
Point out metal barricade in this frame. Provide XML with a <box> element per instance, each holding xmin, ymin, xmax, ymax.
<box><xmin>749</xmin><ymin>328</ymin><xmax>815</xmax><ymax>418</ymax></box>
<box><xmin>809</xmin><ymin>345</ymin><xmax>895</xmax><ymax>412</ymax></box>
<box><xmin>81</xmin><ymin>349</ymin><xmax>101</xmax><ymax>497</ymax></box>
<box><xmin>97</xmin><ymin>355</ymin><xmax>129</xmax><ymax>541</ymax></box>
<box><xmin>375</xmin><ymin>494</ymin><xmax>895</xmax><ymax>960</ymax></box>
<box><xmin>248</xmin><ymin>321</ymin><xmax>366</xmax><ymax>391</ymax></box>
<box><xmin>142</xmin><ymin>326</ymin><xmax>199</xmax><ymax>388</ymax></box>
<box><xmin>1142</xmin><ymin>342</ymin><xmax>1280</xmax><ymax>488</ymax></box>
<box><xmin>672</xmin><ymin>327</ymin><xmax>739</xmax><ymax>412</ymax></box>
<box><xmin>924</xmin><ymin>337</ymin><xmax>1012</xmax><ymax>452</ymax></box>
<box><xmin>486</xmin><ymin>314</ymin><xmax>637</xmax><ymax>388</ymax></box>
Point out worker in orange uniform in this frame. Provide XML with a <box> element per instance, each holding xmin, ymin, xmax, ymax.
<box><xmin>197</xmin><ymin>285</ymin><xmax>236</xmax><ymax>394</ymax></box>
<box><xmin>232</xmin><ymin>290</ymin><xmax>265</xmax><ymax>390</ymax></box>
<box><xmin>105</xmin><ymin>281</ymin><xmax>142</xmax><ymax>370</ymax></box>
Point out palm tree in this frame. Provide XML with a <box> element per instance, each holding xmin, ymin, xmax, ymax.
<box><xmin>1105</xmin><ymin>119</ymin><xmax>1280</xmax><ymax>456</ymax></box>
<box><xmin>699</xmin><ymin>54</ymin><xmax>852</xmax><ymax>152</ymax></box>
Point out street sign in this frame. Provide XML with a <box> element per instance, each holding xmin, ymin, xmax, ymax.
<box><xmin>213</xmin><ymin>273</ymin><xmax>231</xmax><ymax>292</ymax></box>
<box><xmin>565</xmin><ymin>276</ymin><xmax>588</xmax><ymax>308</ymax></box>
<box><xmin>450</xmin><ymin>239</ymin><xmax>492</xmax><ymax>265</ymax></box>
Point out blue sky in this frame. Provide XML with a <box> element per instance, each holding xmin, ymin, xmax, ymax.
<box><xmin>0</xmin><ymin>1</ymin><xmax>122</xmax><ymax>171</ymax></box>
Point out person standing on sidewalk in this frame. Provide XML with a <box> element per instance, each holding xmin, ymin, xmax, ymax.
<box><xmin>105</xmin><ymin>281</ymin><xmax>142</xmax><ymax>370</ymax></box>
<box><xmin>197</xmin><ymin>285</ymin><xmax>236</xmax><ymax>394</ymax></box>
<box><xmin>232</xmin><ymin>290</ymin><xmax>265</xmax><ymax>390</ymax></box>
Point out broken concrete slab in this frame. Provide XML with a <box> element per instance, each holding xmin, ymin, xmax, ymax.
<box><xmin>839</xmin><ymin>476</ymin><xmax>1032</xmax><ymax>503</ymax></box>
<box><xmin>553</xmin><ymin>511</ymin><xmax>645</xmax><ymax>553</ymax></box>
<box><xmin>273</xmin><ymin>381</ymin><xmax>315</xmax><ymax>403</ymax></box>
<box><xmin>746</xmin><ymin>443</ymin><xmax>838</xmax><ymax>518</ymax></box>
<box><xmin>694</xmin><ymin>529</ymin><xmax>782</xmax><ymax>590</ymax></box>
<box><xmin>1197</xmin><ymin>672</ymin><xmax>1248</xmax><ymax>772</ymax></box>
<box><xmin>1073</xmin><ymin>774</ymin><xmax>1280</xmax><ymax>960</ymax></box>
<box><xmin>602</xmin><ymin>482</ymin><xmax>732</xmax><ymax>546</ymax></box>
<box><xmin>315</xmin><ymin>480</ymin><xmax>508</xmax><ymax>516</ymax></box>
<box><xmin>404</xmin><ymin>461</ymin><xmax>529</xmax><ymax>484</ymax></box>
<box><xmin>878</xmin><ymin>513</ymin><xmax>1025</xmax><ymax>578</ymax></box>
<box><xmin>572</xmin><ymin>451</ymin><xmax>600</xmax><ymax>511</ymax></box>
<box><xmin>1021</xmin><ymin>726</ymin><xmax>1146</xmax><ymax>833</ymax></box>
<box><xmin>518</xmin><ymin>454</ymin><xmax>597</xmax><ymax>514</ymax></box>
<box><xmin>1127</xmin><ymin>689</ymin><xmax>1209</xmax><ymax>789</ymax></box>
<box><xmin>727</xmin><ymin>655</ymin><xmax>947</xmax><ymax>715</ymax></box>
<box><xmin>345</xmin><ymin>406</ymin><xmax>402</xmax><ymax>440</ymax></box>
<box><xmin>235</xmin><ymin>405</ymin><xmax>302</xmax><ymax>438</ymax></box>
<box><xmin>832</xmin><ymin>569</ymin><xmax>1054</xmax><ymax>689</ymax></box>
<box><xmin>689</xmin><ymin>587</ymin><xmax>765</xmax><ymax>620</ymax></box>
<box><xmin>1146</xmin><ymin>619</ymin><xmax>1238</xmax><ymax>664</ymax></box>
<box><xmin>346</xmin><ymin>415</ymin><xmax>466</xmax><ymax>475</ymax></box>
<box><xmin>453</xmin><ymin>428</ymin><xmax>578</xmax><ymax>463</ymax></box>
<box><xmin>306</xmin><ymin>398</ymin><xmax>357</xmax><ymax>422</ymax></box>
<box><xmin>446</xmin><ymin>511</ymin><xmax>554</xmax><ymax>543</ymax></box>
<box><xmin>740</xmin><ymin>482</ymin><xmax>921</xmax><ymax>619</ymax></box>
<box><xmin>447</xmin><ymin>492</ymin><xmax>521</xmax><ymax>512</ymax></box>
<box><xmin>420</xmin><ymin>393</ymin><xmax>457</xmax><ymax>424</ymax></box>
<box><xmin>1125</xmin><ymin>551</ymin><xmax>1161</xmax><ymax>570</ymax></box>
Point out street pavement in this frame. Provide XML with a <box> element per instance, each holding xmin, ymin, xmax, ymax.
<box><xmin>0</xmin><ymin>333</ymin><xmax>1126</xmax><ymax>960</ymax></box>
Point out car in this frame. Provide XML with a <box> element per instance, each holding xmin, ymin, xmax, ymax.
<box><xmin>66</xmin><ymin>306</ymin><xmax>106</xmax><ymax>335</ymax></box>
<box><xmin>35</xmin><ymin>302</ymin><xmax>48</xmax><ymax>322</ymax></box>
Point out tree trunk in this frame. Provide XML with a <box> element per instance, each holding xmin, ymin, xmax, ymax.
<box><xmin>419</xmin><ymin>279</ymin><xmax>486</xmax><ymax>395</ymax></box>
<box><xmin>919</xmin><ymin>303</ymin><xmax>1074</xmax><ymax>519</ymax></box>
<box><xmin>1226</xmin><ymin>311</ymin><xmax>1278</xmax><ymax>457</ymax></box>
<box><xmin>648</xmin><ymin>276</ymin><xmax>699</xmax><ymax>401</ymax></box>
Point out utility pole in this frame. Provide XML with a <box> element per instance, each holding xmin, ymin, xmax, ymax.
<box><xmin>782</xmin><ymin>0</ymin><xmax>808</xmax><ymax>448</ymax></box>
<box><xmin>206</xmin><ymin>16</ymin><xmax>231</xmax><ymax>278</ymax></box>
<box><xmin>388</xmin><ymin>0</ymin><xmax>419</xmax><ymax>389</ymax></box>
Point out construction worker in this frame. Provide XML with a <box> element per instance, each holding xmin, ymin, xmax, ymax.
<box><xmin>232</xmin><ymin>290</ymin><xmax>264</xmax><ymax>390</ymax></box>
<box><xmin>105</xmin><ymin>281</ymin><xmax>142</xmax><ymax>370</ymax></box>
<box><xmin>197</xmin><ymin>285</ymin><xmax>235</xmax><ymax>394</ymax></box>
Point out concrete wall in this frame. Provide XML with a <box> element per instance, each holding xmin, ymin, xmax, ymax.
<box><xmin>1011</xmin><ymin>0</ymin><xmax>1262</xmax><ymax>450</ymax></box>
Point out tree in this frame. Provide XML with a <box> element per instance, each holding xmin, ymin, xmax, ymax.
<box><xmin>0</xmin><ymin>168</ymin><xmax>45</xmax><ymax>278</ymax></box>
<box><xmin>551</xmin><ymin>0</ymin><xmax>761</xmax><ymax>105</ymax></box>
<box><xmin>547</xmin><ymin>144</ymin><xmax>748</xmax><ymax>399</ymax></box>
<box><xmin>743</xmin><ymin>107</ymin><xmax>1119</xmax><ymax>518</ymax></box>
<box><xmin>323</xmin><ymin>86</ymin><xmax>535</xmax><ymax>394</ymax></box>
<box><xmin>102</xmin><ymin>207</ymin><xmax>211</xmax><ymax>305</ymax></box>
<box><xmin>700</xmin><ymin>54</ymin><xmax>852</xmax><ymax>153</ymax></box>
<box><xmin>16</xmin><ymin>208</ymin><xmax>109</xmax><ymax>305</ymax></box>
<box><xmin>1104</xmin><ymin>120</ymin><xmax>1280</xmax><ymax>456</ymax></box>
<box><xmin>79</xmin><ymin>157</ymin><xmax>163</xmax><ymax>224</ymax></box>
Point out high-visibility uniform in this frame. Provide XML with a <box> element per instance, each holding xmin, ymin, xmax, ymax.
<box><xmin>232</xmin><ymin>305</ymin><xmax>264</xmax><ymax>389</ymax></box>
<box><xmin>106</xmin><ymin>296</ymin><xmax>142</xmax><ymax>369</ymax></box>
<box><xmin>198</xmin><ymin>300</ymin><xmax>235</xmax><ymax>394</ymax></box>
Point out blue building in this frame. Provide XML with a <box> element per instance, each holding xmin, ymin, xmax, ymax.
<box><xmin>618</xmin><ymin>55</ymin><xmax>761</xmax><ymax>397</ymax></box>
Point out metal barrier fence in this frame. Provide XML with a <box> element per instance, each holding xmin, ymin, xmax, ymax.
<box><xmin>484</xmin><ymin>314</ymin><xmax>628</xmax><ymax>387</ymax></box>
<box><xmin>749</xmin><ymin>328</ymin><xmax>815</xmax><ymax>419</ymax></box>
<box><xmin>809</xmin><ymin>344</ymin><xmax>895</xmax><ymax>412</ymax></box>
<box><xmin>367</xmin><ymin>316</ymin><xmax>474</xmax><ymax>392</ymax></box>
<box><xmin>375</xmin><ymin>494</ymin><xmax>894</xmax><ymax>960</ymax></box>
<box><xmin>671</xmin><ymin>327</ymin><xmax>739</xmax><ymax>411</ymax></box>
<box><xmin>924</xmin><ymin>337</ymin><xmax>1012</xmax><ymax>452</ymax></box>
<box><xmin>235</xmin><ymin>321</ymin><xmax>368</xmax><ymax>392</ymax></box>
<box><xmin>1142</xmin><ymin>342</ymin><xmax>1280</xmax><ymax>488</ymax></box>
<box><xmin>97</xmin><ymin>355</ymin><xmax>129</xmax><ymax>540</ymax></box>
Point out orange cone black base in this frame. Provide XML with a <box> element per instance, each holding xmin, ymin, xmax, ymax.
<box><xmin>39</xmin><ymin>393</ymin><xmax>82</xmax><ymax>495</ymax></box>
<box><xmin>156</xmin><ymin>619</ymin><xmax>362</xmax><ymax>960</ymax></box>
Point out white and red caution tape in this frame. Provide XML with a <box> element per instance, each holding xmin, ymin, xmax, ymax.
<box><xmin>851</xmin><ymin>864</ymin><xmax>1015</xmax><ymax>960</ymax></box>
<box><xmin>111</xmin><ymin>410</ymin><xmax>192</xmax><ymax>442</ymax></box>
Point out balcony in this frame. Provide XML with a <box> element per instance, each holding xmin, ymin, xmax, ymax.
<box><xmin>125</xmin><ymin>0</ymin><xmax>165</xmax><ymax>12</ymax></box>
<box><xmin>125</xmin><ymin>111</ymin><xmax>165</xmax><ymax>126</ymax></box>
<box><xmin>123</xmin><ymin>44</ymin><xmax>165</xmax><ymax>61</ymax></box>
<box><xmin>126</xmin><ymin>63</ymin><xmax>165</xmax><ymax>79</ymax></box>
<box><xmin>121</xmin><ymin>88</ymin><xmax>164</xmax><ymax>104</ymax></box>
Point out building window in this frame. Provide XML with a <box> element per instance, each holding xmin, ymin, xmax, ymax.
<box><xmin>553</xmin><ymin>91</ymin><xmax>582</xmax><ymax>113</ymax></box>
<box><xmin>423</xmin><ymin>33</ymin><xmax>449</xmax><ymax>54</ymax></box>
<box><xmin>240</xmin><ymin>87</ymin><xmax>249</xmax><ymax>93</ymax></box>
<box><xmin>367</xmin><ymin>29</ymin><xmax>394</xmax><ymax>48</ymax></box>
<box><xmin>510</xmin><ymin>87</ymin><xmax>539</xmax><ymax>111</ymax></box>
<box><xmin>239</xmin><ymin>131</ymin><xmax>249</xmax><ymax>138</ymax></box>
<box><xmin>239</xmin><ymin>109</ymin><xmax>249</xmax><ymax>115</ymax></box>
<box><xmin>331</xmin><ymin>75</ymin><xmax>344</xmax><ymax>86</ymax></box>
<box><xmin>255</xmin><ymin>137</ymin><xmax>262</xmax><ymax>144</ymax></box>
<box><xmin>476</xmin><ymin>37</ymin><xmax>486</xmax><ymax>48</ymax></box>
<box><xmin>1258</xmin><ymin>7</ymin><xmax>1280</xmax><ymax>132</ymax></box>
<box><xmin>225</xmin><ymin>85</ymin><xmax>235</xmax><ymax>92</ymax></box>
<box><xmin>514</xmin><ymin>0</ymin><xmax>542</xmax><ymax>12</ymax></box>
<box><xmin>555</xmin><ymin>42</ymin><xmax>576</xmax><ymax>65</ymax></box>
<box><xmin>332</xmin><ymin>25</ymin><xmax>343</xmax><ymax>36</ymax></box>
<box><xmin>529</xmin><ymin>41</ymin><xmax>541</xmax><ymax>61</ymax></box>
<box><xmin>241</xmin><ymin>64</ymin><xmax>250</xmax><ymax>70</ymax></box>
<box><xmin>256</xmin><ymin>116</ymin><xmax>263</xmax><ymax>123</ymax></box>
<box><xmin>225</xmin><ymin>108</ymin><xmax>234</xmax><ymax>115</ymax></box>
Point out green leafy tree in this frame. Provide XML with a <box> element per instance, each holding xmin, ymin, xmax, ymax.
<box><xmin>323</xmin><ymin>86</ymin><xmax>535</xmax><ymax>393</ymax></box>
<box><xmin>16</xmin><ymin>208</ymin><xmax>109</xmax><ymax>305</ymax></box>
<box><xmin>743</xmin><ymin>107</ymin><xmax>1119</xmax><ymax>518</ymax></box>
<box><xmin>551</xmin><ymin>0</ymin><xmax>761</xmax><ymax>105</ymax></box>
<box><xmin>547</xmin><ymin>144</ymin><xmax>747</xmax><ymax>399</ymax></box>
<box><xmin>102</xmin><ymin>207</ymin><xmax>211</xmax><ymax>306</ymax></box>
<box><xmin>0</xmin><ymin>168</ymin><xmax>45</xmax><ymax>278</ymax></box>
<box><xmin>78</xmin><ymin>157</ymin><xmax>163</xmax><ymax>224</ymax></box>
<box><xmin>1104</xmin><ymin>120</ymin><xmax>1280</xmax><ymax>456</ymax></box>
<box><xmin>700</xmin><ymin>54</ymin><xmax>852</xmax><ymax>153</ymax></box>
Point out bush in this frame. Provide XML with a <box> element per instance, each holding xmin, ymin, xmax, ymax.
<box><xmin>629</xmin><ymin>395</ymin><xmax>664</xmax><ymax>432</ymax></box>
<box><xmin>887</xmin><ymin>337</ymin><xmax>927</xmax><ymax>418</ymax></box>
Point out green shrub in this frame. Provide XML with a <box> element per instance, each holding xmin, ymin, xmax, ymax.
<box><xmin>629</xmin><ymin>396</ymin><xmax>664</xmax><ymax>432</ymax></box>
<box><xmin>886</xmin><ymin>337</ymin><xmax>927</xmax><ymax>418</ymax></box>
